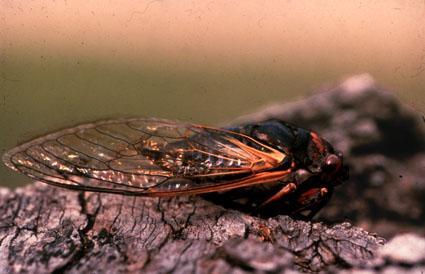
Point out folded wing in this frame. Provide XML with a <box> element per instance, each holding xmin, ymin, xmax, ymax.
<box><xmin>3</xmin><ymin>118</ymin><xmax>287</xmax><ymax>195</ymax></box>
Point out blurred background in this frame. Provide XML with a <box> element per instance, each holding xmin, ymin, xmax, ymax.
<box><xmin>1</xmin><ymin>1</ymin><xmax>424</xmax><ymax>187</ymax></box>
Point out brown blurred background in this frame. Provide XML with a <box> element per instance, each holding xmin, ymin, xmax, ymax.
<box><xmin>1</xmin><ymin>1</ymin><xmax>424</xmax><ymax>187</ymax></box>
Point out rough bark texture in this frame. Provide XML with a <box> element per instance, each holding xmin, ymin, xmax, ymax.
<box><xmin>0</xmin><ymin>184</ymin><xmax>385</xmax><ymax>273</ymax></box>
<box><xmin>1</xmin><ymin>74</ymin><xmax>424</xmax><ymax>273</ymax></box>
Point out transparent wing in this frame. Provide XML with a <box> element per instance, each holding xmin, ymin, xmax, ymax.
<box><xmin>3</xmin><ymin>118</ymin><xmax>287</xmax><ymax>195</ymax></box>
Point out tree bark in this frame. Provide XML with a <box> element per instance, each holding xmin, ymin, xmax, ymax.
<box><xmin>0</xmin><ymin>183</ymin><xmax>384</xmax><ymax>273</ymax></box>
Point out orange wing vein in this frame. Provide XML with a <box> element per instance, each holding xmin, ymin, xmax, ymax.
<box><xmin>3</xmin><ymin>118</ymin><xmax>289</xmax><ymax>195</ymax></box>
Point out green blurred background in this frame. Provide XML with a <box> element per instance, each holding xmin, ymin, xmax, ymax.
<box><xmin>1</xmin><ymin>1</ymin><xmax>424</xmax><ymax>187</ymax></box>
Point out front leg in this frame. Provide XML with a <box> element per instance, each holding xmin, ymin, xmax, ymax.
<box><xmin>260</xmin><ymin>168</ymin><xmax>313</xmax><ymax>206</ymax></box>
<box><xmin>292</xmin><ymin>187</ymin><xmax>333</xmax><ymax>219</ymax></box>
<box><xmin>260</xmin><ymin>182</ymin><xmax>297</xmax><ymax>207</ymax></box>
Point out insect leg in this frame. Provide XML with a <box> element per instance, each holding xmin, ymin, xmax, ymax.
<box><xmin>293</xmin><ymin>187</ymin><xmax>333</xmax><ymax>219</ymax></box>
<box><xmin>260</xmin><ymin>182</ymin><xmax>297</xmax><ymax>207</ymax></box>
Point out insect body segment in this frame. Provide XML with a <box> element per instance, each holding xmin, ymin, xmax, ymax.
<box><xmin>3</xmin><ymin>118</ymin><xmax>347</xmax><ymax>217</ymax></box>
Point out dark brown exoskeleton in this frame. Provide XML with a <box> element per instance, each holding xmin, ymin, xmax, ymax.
<box><xmin>2</xmin><ymin>118</ymin><xmax>348</xmax><ymax>218</ymax></box>
<box><xmin>208</xmin><ymin>120</ymin><xmax>348</xmax><ymax>218</ymax></box>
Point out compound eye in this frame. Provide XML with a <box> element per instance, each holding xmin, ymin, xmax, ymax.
<box><xmin>322</xmin><ymin>154</ymin><xmax>341</xmax><ymax>173</ymax></box>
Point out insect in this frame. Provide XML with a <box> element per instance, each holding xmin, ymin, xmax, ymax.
<box><xmin>2</xmin><ymin>118</ymin><xmax>348</xmax><ymax>218</ymax></box>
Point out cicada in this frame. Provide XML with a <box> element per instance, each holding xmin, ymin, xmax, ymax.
<box><xmin>2</xmin><ymin>118</ymin><xmax>348</xmax><ymax>218</ymax></box>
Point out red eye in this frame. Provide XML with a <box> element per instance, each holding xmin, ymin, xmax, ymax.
<box><xmin>322</xmin><ymin>154</ymin><xmax>341</xmax><ymax>173</ymax></box>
